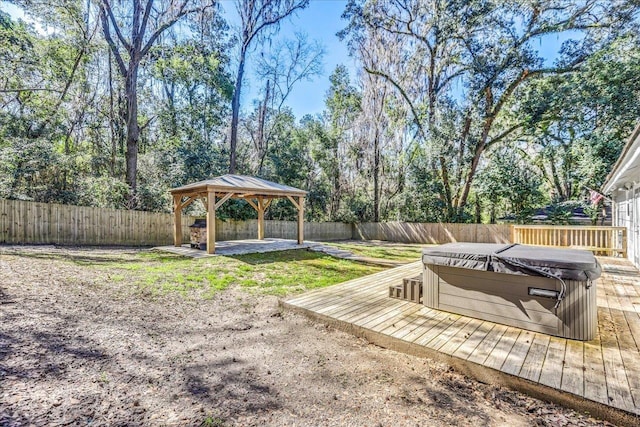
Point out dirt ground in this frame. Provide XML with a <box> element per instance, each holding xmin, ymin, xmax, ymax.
<box><xmin>0</xmin><ymin>246</ymin><xmax>613</xmax><ymax>426</ymax></box>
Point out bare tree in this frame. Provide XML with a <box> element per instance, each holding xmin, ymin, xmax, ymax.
<box><xmin>229</xmin><ymin>0</ymin><xmax>309</xmax><ymax>173</ymax></box>
<box><xmin>247</xmin><ymin>33</ymin><xmax>323</xmax><ymax>173</ymax></box>
<box><xmin>357</xmin><ymin>28</ymin><xmax>391</xmax><ymax>222</ymax></box>
<box><xmin>98</xmin><ymin>0</ymin><xmax>214</xmax><ymax>204</ymax></box>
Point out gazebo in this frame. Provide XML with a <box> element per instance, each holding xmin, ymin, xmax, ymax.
<box><xmin>170</xmin><ymin>174</ymin><xmax>307</xmax><ymax>254</ymax></box>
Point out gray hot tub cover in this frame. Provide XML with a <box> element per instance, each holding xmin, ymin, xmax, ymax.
<box><xmin>422</xmin><ymin>242</ymin><xmax>601</xmax><ymax>282</ymax></box>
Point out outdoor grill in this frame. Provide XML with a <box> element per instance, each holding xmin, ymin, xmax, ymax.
<box><xmin>189</xmin><ymin>218</ymin><xmax>207</xmax><ymax>250</ymax></box>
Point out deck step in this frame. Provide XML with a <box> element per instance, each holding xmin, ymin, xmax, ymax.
<box><xmin>389</xmin><ymin>275</ymin><xmax>423</xmax><ymax>303</ymax></box>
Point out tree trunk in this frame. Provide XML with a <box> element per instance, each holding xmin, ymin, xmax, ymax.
<box><xmin>457</xmin><ymin>116</ymin><xmax>494</xmax><ymax>219</ymax></box>
<box><xmin>125</xmin><ymin>62</ymin><xmax>140</xmax><ymax>204</ymax></box>
<box><xmin>438</xmin><ymin>156</ymin><xmax>454</xmax><ymax>220</ymax></box>
<box><xmin>108</xmin><ymin>50</ymin><xmax>117</xmax><ymax>176</ymax></box>
<box><xmin>373</xmin><ymin>129</ymin><xmax>380</xmax><ymax>222</ymax></box>
<box><xmin>229</xmin><ymin>47</ymin><xmax>247</xmax><ymax>174</ymax></box>
<box><xmin>331</xmin><ymin>142</ymin><xmax>341</xmax><ymax>219</ymax></box>
<box><xmin>256</xmin><ymin>80</ymin><xmax>270</xmax><ymax>175</ymax></box>
<box><xmin>163</xmin><ymin>81</ymin><xmax>177</xmax><ymax>137</ymax></box>
<box><xmin>549</xmin><ymin>155</ymin><xmax>566</xmax><ymax>201</ymax></box>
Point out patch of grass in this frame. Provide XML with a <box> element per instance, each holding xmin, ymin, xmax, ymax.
<box><xmin>98</xmin><ymin>371</ymin><xmax>109</xmax><ymax>383</ymax></box>
<box><xmin>88</xmin><ymin>248</ymin><xmax>383</xmax><ymax>298</ymax></box>
<box><xmin>200</xmin><ymin>416</ymin><xmax>227</xmax><ymax>427</ymax></box>
<box><xmin>325</xmin><ymin>242</ymin><xmax>424</xmax><ymax>261</ymax></box>
<box><xmin>230</xmin><ymin>250</ymin><xmax>384</xmax><ymax>296</ymax></box>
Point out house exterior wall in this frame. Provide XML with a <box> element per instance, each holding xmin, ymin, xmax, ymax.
<box><xmin>602</xmin><ymin>123</ymin><xmax>640</xmax><ymax>269</ymax></box>
<box><xmin>612</xmin><ymin>187</ymin><xmax>638</xmax><ymax>268</ymax></box>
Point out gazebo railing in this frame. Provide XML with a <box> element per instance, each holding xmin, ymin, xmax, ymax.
<box><xmin>511</xmin><ymin>225</ymin><xmax>627</xmax><ymax>257</ymax></box>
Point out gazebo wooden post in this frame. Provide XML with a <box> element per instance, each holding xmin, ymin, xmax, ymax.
<box><xmin>297</xmin><ymin>196</ymin><xmax>304</xmax><ymax>244</ymax></box>
<box><xmin>257</xmin><ymin>196</ymin><xmax>265</xmax><ymax>240</ymax></box>
<box><xmin>207</xmin><ymin>191</ymin><xmax>216</xmax><ymax>254</ymax></box>
<box><xmin>173</xmin><ymin>194</ymin><xmax>182</xmax><ymax>247</ymax></box>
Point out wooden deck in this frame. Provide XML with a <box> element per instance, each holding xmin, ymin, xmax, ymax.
<box><xmin>282</xmin><ymin>257</ymin><xmax>640</xmax><ymax>424</ymax></box>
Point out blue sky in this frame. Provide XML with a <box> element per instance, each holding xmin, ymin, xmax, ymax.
<box><xmin>225</xmin><ymin>0</ymin><xmax>356</xmax><ymax>119</ymax></box>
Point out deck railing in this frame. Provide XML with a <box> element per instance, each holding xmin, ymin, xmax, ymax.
<box><xmin>511</xmin><ymin>225</ymin><xmax>627</xmax><ymax>257</ymax></box>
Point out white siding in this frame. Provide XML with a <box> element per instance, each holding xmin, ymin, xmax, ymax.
<box><xmin>613</xmin><ymin>188</ymin><xmax>638</xmax><ymax>268</ymax></box>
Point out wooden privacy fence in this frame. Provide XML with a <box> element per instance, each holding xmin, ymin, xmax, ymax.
<box><xmin>354</xmin><ymin>222</ymin><xmax>628</xmax><ymax>256</ymax></box>
<box><xmin>511</xmin><ymin>225</ymin><xmax>627</xmax><ymax>257</ymax></box>
<box><xmin>0</xmin><ymin>199</ymin><xmax>352</xmax><ymax>246</ymax></box>
<box><xmin>0</xmin><ymin>199</ymin><xmax>198</xmax><ymax>246</ymax></box>
<box><xmin>354</xmin><ymin>222</ymin><xmax>512</xmax><ymax>244</ymax></box>
<box><xmin>210</xmin><ymin>219</ymin><xmax>353</xmax><ymax>242</ymax></box>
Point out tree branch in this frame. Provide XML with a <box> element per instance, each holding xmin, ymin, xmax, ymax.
<box><xmin>100</xmin><ymin>0</ymin><xmax>132</xmax><ymax>52</ymax></box>
<box><xmin>244</xmin><ymin>1</ymin><xmax>308</xmax><ymax>49</ymax></box>
<box><xmin>485</xmin><ymin>122</ymin><xmax>525</xmax><ymax>149</ymax></box>
<box><xmin>141</xmin><ymin>4</ymin><xmax>205</xmax><ymax>57</ymax></box>
<box><xmin>0</xmin><ymin>88</ymin><xmax>63</xmax><ymax>93</ymax></box>
<box><xmin>138</xmin><ymin>0</ymin><xmax>156</xmax><ymax>51</ymax></box>
<box><xmin>363</xmin><ymin>66</ymin><xmax>428</xmax><ymax>142</ymax></box>
<box><xmin>99</xmin><ymin>5</ymin><xmax>127</xmax><ymax>76</ymax></box>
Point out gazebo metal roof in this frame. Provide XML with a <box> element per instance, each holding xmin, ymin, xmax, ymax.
<box><xmin>170</xmin><ymin>174</ymin><xmax>306</xmax><ymax>254</ymax></box>
<box><xmin>170</xmin><ymin>174</ymin><xmax>307</xmax><ymax>197</ymax></box>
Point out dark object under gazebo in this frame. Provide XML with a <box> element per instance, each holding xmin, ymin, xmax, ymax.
<box><xmin>170</xmin><ymin>174</ymin><xmax>307</xmax><ymax>254</ymax></box>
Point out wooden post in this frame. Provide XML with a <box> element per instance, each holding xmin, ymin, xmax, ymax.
<box><xmin>257</xmin><ymin>196</ymin><xmax>265</xmax><ymax>240</ymax></box>
<box><xmin>207</xmin><ymin>191</ymin><xmax>216</xmax><ymax>254</ymax></box>
<box><xmin>173</xmin><ymin>194</ymin><xmax>182</xmax><ymax>247</ymax></box>
<box><xmin>297</xmin><ymin>196</ymin><xmax>304</xmax><ymax>244</ymax></box>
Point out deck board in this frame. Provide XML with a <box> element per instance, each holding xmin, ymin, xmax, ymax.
<box><xmin>397</xmin><ymin>310</ymin><xmax>449</xmax><ymax>342</ymax></box>
<box><xmin>584</xmin><ymin>326</ymin><xmax>607</xmax><ymax>404</ymax></box>
<box><xmin>600</xmin><ymin>286</ymin><xmax>636</xmax><ymax>412</ymax></box>
<box><xmin>519</xmin><ymin>333</ymin><xmax>550</xmax><ymax>382</ymax></box>
<box><xmin>467</xmin><ymin>323</ymin><xmax>508</xmax><ymax>365</ymax></box>
<box><xmin>484</xmin><ymin>327</ymin><xmax>520</xmax><ymax>371</ymax></box>
<box><xmin>413</xmin><ymin>313</ymin><xmax>461</xmax><ymax>347</ymax></box>
<box><xmin>425</xmin><ymin>316</ymin><xmax>472</xmax><ymax>351</ymax></box>
<box><xmin>561</xmin><ymin>339</ymin><xmax>584</xmax><ymax>397</ymax></box>
<box><xmin>363</xmin><ymin>302</ymin><xmax>422</xmax><ymax>331</ymax></box>
<box><xmin>453</xmin><ymin>321</ymin><xmax>495</xmax><ymax>360</ymax></box>
<box><xmin>452</xmin><ymin>320</ymin><xmax>494</xmax><ymax>360</ymax></box>
<box><xmin>282</xmin><ymin>258</ymin><xmax>640</xmax><ymax>418</ymax></box>
<box><xmin>439</xmin><ymin>317</ymin><xmax>483</xmax><ymax>356</ymax></box>
<box><xmin>607</xmin><ymin>289</ymin><xmax>640</xmax><ymax>408</ymax></box>
<box><xmin>502</xmin><ymin>329</ymin><xmax>534</xmax><ymax>376</ymax></box>
<box><xmin>379</xmin><ymin>307</ymin><xmax>431</xmax><ymax>336</ymax></box>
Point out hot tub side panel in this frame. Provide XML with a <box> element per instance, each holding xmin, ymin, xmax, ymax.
<box><xmin>422</xmin><ymin>265</ymin><xmax>439</xmax><ymax>307</ymax></box>
<box><xmin>423</xmin><ymin>265</ymin><xmax>596</xmax><ymax>340</ymax></box>
<box><xmin>557</xmin><ymin>278</ymin><xmax>597</xmax><ymax>341</ymax></box>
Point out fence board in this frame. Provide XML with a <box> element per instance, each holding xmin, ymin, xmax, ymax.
<box><xmin>511</xmin><ymin>224</ymin><xmax>627</xmax><ymax>257</ymax></box>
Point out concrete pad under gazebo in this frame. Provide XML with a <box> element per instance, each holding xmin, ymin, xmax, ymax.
<box><xmin>170</xmin><ymin>174</ymin><xmax>307</xmax><ymax>254</ymax></box>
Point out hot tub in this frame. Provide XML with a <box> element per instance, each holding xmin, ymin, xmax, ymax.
<box><xmin>422</xmin><ymin>243</ymin><xmax>601</xmax><ymax>341</ymax></box>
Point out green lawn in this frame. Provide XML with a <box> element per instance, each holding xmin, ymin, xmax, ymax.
<box><xmin>100</xmin><ymin>249</ymin><xmax>386</xmax><ymax>298</ymax></box>
<box><xmin>323</xmin><ymin>242</ymin><xmax>425</xmax><ymax>262</ymax></box>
